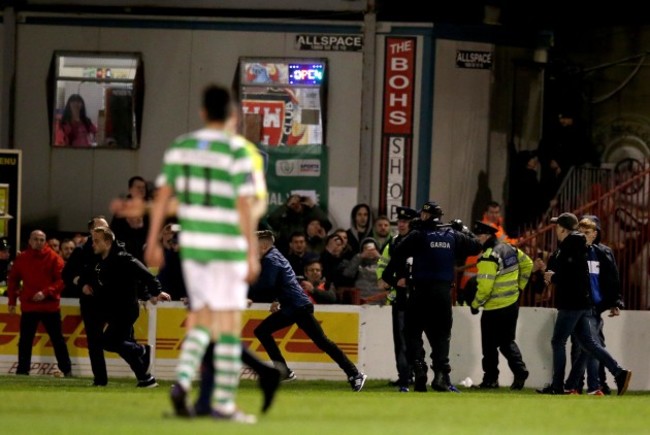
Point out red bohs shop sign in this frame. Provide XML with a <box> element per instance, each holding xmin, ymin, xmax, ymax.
<box><xmin>380</xmin><ymin>37</ymin><xmax>416</xmax><ymax>219</ymax></box>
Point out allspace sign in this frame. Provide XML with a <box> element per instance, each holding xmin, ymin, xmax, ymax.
<box><xmin>295</xmin><ymin>34</ymin><xmax>363</xmax><ymax>51</ymax></box>
<box><xmin>456</xmin><ymin>50</ymin><xmax>493</xmax><ymax>69</ymax></box>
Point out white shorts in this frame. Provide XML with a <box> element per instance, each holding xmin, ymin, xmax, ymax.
<box><xmin>181</xmin><ymin>259</ymin><xmax>249</xmax><ymax>311</ymax></box>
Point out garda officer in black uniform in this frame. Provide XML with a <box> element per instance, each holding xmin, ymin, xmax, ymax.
<box><xmin>377</xmin><ymin>206</ymin><xmax>421</xmax><ymax>392</ymax></box>
<box><xmin>382</xmin><ymin>201</ymin><xmax>482</xmax><ymax>392</ymax></box>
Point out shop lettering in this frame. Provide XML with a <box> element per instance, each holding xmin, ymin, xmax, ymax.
<box><xmin>386</xmin><ymin>137</ymin><xmax>405</xmax><ymax>220</ymax></box>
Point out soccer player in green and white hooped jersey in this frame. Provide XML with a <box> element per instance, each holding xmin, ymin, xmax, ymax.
<box><xmin>145</xmin><ymin>84</ymin><xmax>262</xmax><ymax>423</ymax></box>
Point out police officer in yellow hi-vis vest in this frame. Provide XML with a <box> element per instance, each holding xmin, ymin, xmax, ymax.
<box><xmin>470</xmin><ymin>221</ymin><xmax>533</xmax><ymax>390</ymax></box>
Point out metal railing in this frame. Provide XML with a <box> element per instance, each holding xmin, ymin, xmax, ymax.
<box><xmin>516</xmin><ymin>160</ymin><xmax>650</xmax><ymax>310</ymax></box>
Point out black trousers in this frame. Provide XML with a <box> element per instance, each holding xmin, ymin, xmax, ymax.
<box><xmin>102</xmin><ymin>304</ymin><xmax>148</xmax><ymax>381</ymax></box>
<box><xmin>392</xmin><ymin>304</ymin><xmax>413</xmax><ymax>385</ymax></box>
<box><xmin>80</xmin><ymin>296</ymin><xmax>107</xmax><ymax>384</ymax></box>
<box><xmin>254</xmin><ymin>304</ymin><xmax>357</xmax><ymax>378</ymax></box>
<box><xmin>480</xmin><ymin>302</ymin><xmax>527</xmax><ymax>382</ymax></box>
<box><xmin>406</xmin><ymin>281</ymin><xmax>453</xmax><ymax>374</ymax></box>
<box><xmin>17</xmin><ymin>310</ymin><xmax>72</xmax><ymax>375</ymax></box>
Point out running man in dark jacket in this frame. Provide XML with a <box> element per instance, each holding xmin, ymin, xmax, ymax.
<box><xmin>82</xmin><ymin>226</ymin><xmax>170</xmax><ymax>387</ymax></box>
<box><xmin>250</xmin><ymin>230</ymin><xmax>367</xmax><ymax>392</ymax></box>
<box><xmin>63</xmin><ymin>215</ymin><xmax>110</xmax><ymax>386</ymax></box>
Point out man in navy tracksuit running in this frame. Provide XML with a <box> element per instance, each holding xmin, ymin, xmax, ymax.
<box><xmin>250</xmin><ymin>230</ymin><xmax>367</xmax><ymax>391</ymax></box>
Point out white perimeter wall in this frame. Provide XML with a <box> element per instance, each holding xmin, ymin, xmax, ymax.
<box><xmin>360</xmin><ymin>305</ymin><xmax>650</xmax><ymax>390</ymax></box>
<box><xmin>5</xmin><ymin>302</ymin><xmax>645</xmax><ymax>391</ymax></box>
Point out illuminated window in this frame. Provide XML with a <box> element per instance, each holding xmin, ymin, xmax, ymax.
<box><xmin>48</xmin><ymin>51</ymin><xmax>144</xmax><ymax>149</ymax></box>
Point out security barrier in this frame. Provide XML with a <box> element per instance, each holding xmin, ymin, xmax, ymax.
<box><xmin>1</xmin><ymin>298</ymin><xmax>649</xmax><ymax>390</ymax></box>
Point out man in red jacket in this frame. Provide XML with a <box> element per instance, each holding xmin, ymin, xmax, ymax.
<box><xmin>7</xmin><ymin>230</ymin><xmax>72</xmax><ymax>376</ymax></box>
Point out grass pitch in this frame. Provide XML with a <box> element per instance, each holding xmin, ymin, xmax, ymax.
<box><xmin>1</xmin><ymin>375</ymin><xmax>648</xmax><ymax>434</ymax></box>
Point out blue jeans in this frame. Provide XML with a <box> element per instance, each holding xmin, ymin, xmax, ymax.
<box><xmin>565</xmin><ymin>314</ymin><xmax>604</xmax><ymax>391</ymax></box>
<box><xmin>551</xmin><ymin>308</ymin><xmax>622</xmax><ymax>391</ymax></box>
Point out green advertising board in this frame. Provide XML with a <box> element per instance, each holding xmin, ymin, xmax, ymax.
<box><xmin>263</xmin><ymin>144</ymin><xmax>328</xmax><ymax>213</ymax></box>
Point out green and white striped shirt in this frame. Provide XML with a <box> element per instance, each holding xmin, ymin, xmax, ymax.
<box><xmin>156</xmin><ymin>128</ymin><xmax>257</xmax><ymax>262</ymax></box>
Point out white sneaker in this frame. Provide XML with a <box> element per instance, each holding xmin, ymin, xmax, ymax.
<box><xmin>212</xmin><ymin>409</ymin><xmax>257</xmax><ymax>424</ymax></box>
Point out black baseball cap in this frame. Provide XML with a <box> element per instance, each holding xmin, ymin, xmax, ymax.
<box><xmin>550</xmin><ymin>212</ymin><xmax>579</xmax><ymax>231</ymax></box>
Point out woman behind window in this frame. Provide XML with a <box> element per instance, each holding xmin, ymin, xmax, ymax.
<box><xmin>55</xmin><ymin>94</ymin><xmax>97</xmax><ymax>147</ymax></box>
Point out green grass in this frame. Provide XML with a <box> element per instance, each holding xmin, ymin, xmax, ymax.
<box><xmin>1</xmin><ymin>376</ymin><xmax>649</xmax><ymax>434</ymax></box>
